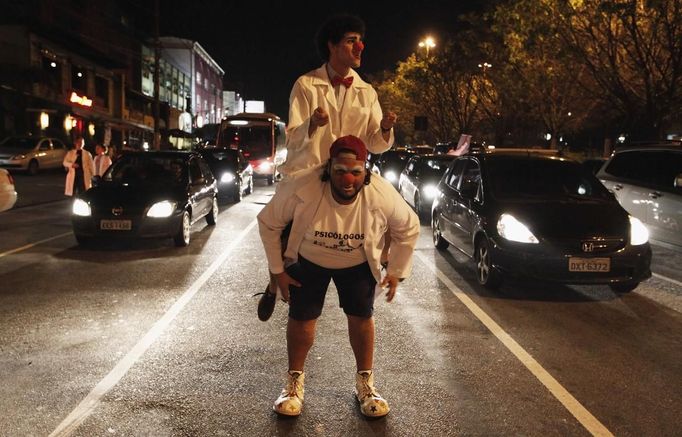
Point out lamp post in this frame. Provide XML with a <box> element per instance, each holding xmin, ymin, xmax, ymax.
<box><xmin>477</xmin><ymin>62</ymin><xmax>492</xmax><ymax>74</ymax></box>
<box><xmin>418</xmin><ymin>36</ymin><xmax>436</xmax><ymax>58</ymax></box>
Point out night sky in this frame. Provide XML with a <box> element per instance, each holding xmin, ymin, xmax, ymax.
<box><xmin>159</xmin><ymin>0</ymin><xmax>486</xmax><ymax>119</ymax></box>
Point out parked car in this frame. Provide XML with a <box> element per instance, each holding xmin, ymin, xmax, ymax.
<box><xmin>597</xmin><ymin>144</ymin><xmax>682</xmax><ymax>250</ymax></box>
<box><xmin>399</xmin><ymin>154</ymin><xmax>455</xmax><ymax>219</ymax></box>
<box><xmin>374</xmin><ymin>148</ymin><xmax>416</xmax><ymax>187</ymax></box>
<box><xmin>431</xmin><ymin>148</ymin><xmax>652</xmax><ymax>292</ymax></box>
<box><xmin>407</xmin><ymin>144</ymin><xmax>434</xmax><ymax>155</ymax></box>
<box><xmin>0</xmin><ymin>168</ymin><xmax>17</xmax><ymax>212</ymax></box>
<box><xmin>199</xmin><ymin>148</ymin><xmax>253</xmax><ymax>202</ymax></box>
<box><xmin>71</xmin><ymin>151</ymin><xmax>218</xmax><ymax>247</ymax></box>
<box><xmin>0</xmin><ymin>136</ymin><xmax>68</xmax><ymax>175</ymax></box>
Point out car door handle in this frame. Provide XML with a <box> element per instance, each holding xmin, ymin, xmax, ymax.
<box><xmin>649</xmin><ymin>191</ymin><xmax>662</xmax><ymax>199</ymax></box>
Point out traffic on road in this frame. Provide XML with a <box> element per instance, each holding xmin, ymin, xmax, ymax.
<box><xmin>0</xmin><ymin>168</ymin><xmax>680</xmax><ymax>436</ymax></box>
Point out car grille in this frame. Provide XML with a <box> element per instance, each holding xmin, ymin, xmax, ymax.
<box><xmin>551</xmin><ymin>237</ymin><xmax>626</xmax><ymax>254</ymax></box>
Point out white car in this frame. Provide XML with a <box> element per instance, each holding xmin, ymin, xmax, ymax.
<box><xmin>0</xmin><ymin>136</ymin><xmax>68</xmax><ymax>175</ymax></box>
<box><xmin>597</xmin><ymin>144</ymin><xmax>682</xmax><ymax>251</ymax></box>
<box><xmin>0</xmin><ymin>168</ymin><xmax>17</xmax><ymax>212</ymax></box>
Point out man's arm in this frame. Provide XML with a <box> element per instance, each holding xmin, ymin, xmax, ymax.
<box><xmin>284</xmin><ymin>80</ymin><xmax>316</xmax><ymax>154</ymax></box>
<box><xmin>384</xmin><ymin>188</ymin><xmax>420</xmax><ymax>279</ymax></box>
<box><xmin>364</xmin><ymin>89</ymin><xmax>395</xmax><ymax>154</ymax></box>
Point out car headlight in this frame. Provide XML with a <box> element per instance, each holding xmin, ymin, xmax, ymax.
<box><xmin>422</xmin><ymin>184</ymin><xmax>439</xmax><ymax>199</ymax></box>
<box><xmin>11</xmin><ymin>154</ymin><xmax>26</xmax><ymax>160</ymax></box>
<box><xmin>147</xmin><ymin>201</ymin><xmax>176</xmax><ymax>218</ymax></box>
<box><xmin>72</xmin><ymin>198</ymin><xmax>91</xmax><ymax>216</ymax></box>
<box><xmin>384</xmin><ymin>170</ymin><xmax>397</xmax><ymax>182</ymax></box>
<box><xmin>497</xmin><ymin>213</ymin><xmax>539</xmax><ymax>244</ymax></box>
<box><xmin>629</xmin><ymin>216</ymin><xmax>649</xmax><ymax>245</ymax></box>
<box><xmin>220</xmin><ymin>172</ymin><xmax>236</xmax><ymax>183</ymax></box>
<box><xmin>257</xmin><ymin>161</ymin><xmax>273</xmax><ymax>171</ymax></box>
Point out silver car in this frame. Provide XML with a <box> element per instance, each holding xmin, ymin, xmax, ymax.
<box><xmin>0</xmin><ymin>136</ymin><xmax>68</xmax><ymax>175</ymax></box>
<box><xmin>597</xmin><ymin>144</ymin><xmax>682</xmax><ymax>251</ymax></box>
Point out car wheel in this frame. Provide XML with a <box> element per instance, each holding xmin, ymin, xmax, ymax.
<box><xmin>232</xmin><ymin>181</ymin><xmax>243</xmax><ymax>203</ymax></box>
<box><xmin>432</xmin><ymin>213</ymin><xmax>449</xmax><ymax>250</ymax></box>
<box><xmin>28</xmin><ymin>159</ymin><xmax>39</xmax><ymax>175</ymax></box>
<box><xmin>174</xmin><ymin>210</ymin><xmax>191</xmax><ymax>247</ymax></box>
<box><xmin>609</xmin><ymin>281</ymin><xmax>639</xmax><ymax>293</ymax></box>
<box><xmin>475</xmin><ymin>237</ymin><xmax>502</xmax><ymax>289</ymax></box>
<box><xmin>206</xmin><ymin>197</ymin><xmax>218</xmax><ymax>226</ymax></box>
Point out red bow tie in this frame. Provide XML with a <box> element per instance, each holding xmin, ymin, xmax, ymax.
<box><xmin>331</xmin><ymin>76</ymin><xmax>353</xmax><ymax>88</ymax></box>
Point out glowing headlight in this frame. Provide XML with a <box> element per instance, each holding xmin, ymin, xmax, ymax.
<box><xmin>220</xmin><ymin>172</ymin><xmax>236</xmax><ymax>183</ymax></box>
<box><xmin>72</xmin><ymin>198</ymin><xmax>91</xmax><ymax>216</ymax></box>
<box><xmin>422</xmin><ymin>184</ymin><xmax>439</xmax><ymax>199</ymax></box>
<box><xmin>384</xmin><ymin>171</ymin><xmax>397</xmax><ymax>182</ymax></box>
<box><xmin>257</xmin><ymin>162</ymin><xmax>273</xmax><ymax>171</ymax></box>
<box><xmin>147</xmin><ymin>201</ymin><xmax>176</xmax><ymax>218</ymax></box>
<box><xmin>11</xmin><ymin>154</ymin><xmax>27</xmax><ymax>160</ymax></box>
<box><xmin>629</xmin><ymin>216</ymin><xmax>649</xmax><ymax>245</ymax></box>
<box><xmin>497</xmin><ymin>213</ymin><xmax>539</xmax><ymax>244</ymax></box>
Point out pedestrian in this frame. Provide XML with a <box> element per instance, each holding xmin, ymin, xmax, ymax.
<box><xmin>63</xmin><ymin>135</ymin><xmax>94</xmax><ymax>196</ymax></box>
<box><xmin>93</xmin><ymin>143</ymin><xmax>112</xmax><ymax>176</ymax></box>
<box><xmin>257</xmin><ymin>135</ymin><xmax>419</xmax><ymax>417</ymax></box>
<box><xmin>257</xmin><ymin>13</ymin><xmax>398</xmax><ymax>320</ymax></box>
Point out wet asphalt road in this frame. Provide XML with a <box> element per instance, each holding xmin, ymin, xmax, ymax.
<box><xmin>0</xmin><ymin>173</ymin><xmax>680</xmax><ymax>436</ymax></box>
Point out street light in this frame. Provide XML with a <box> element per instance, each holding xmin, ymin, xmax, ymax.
<box><xmin>418</xmin><ymin>36</ymin><xmax>436</xmax><ymax>57</ymax></box>
<box><xmin>477</xmin><ymin>62</ymin><xmax>492</xmax><ymax>72</ymax></box>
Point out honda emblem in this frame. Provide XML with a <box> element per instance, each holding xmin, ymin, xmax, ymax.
<box><xmin>581</xmin><ymin>242</ymin><xmax>594</xmax><ymax>252</ymax></box>
<box><xmin>112</xmin><ymin>206</ymin><xmax>124</xmax><ymax>216</ymax></box>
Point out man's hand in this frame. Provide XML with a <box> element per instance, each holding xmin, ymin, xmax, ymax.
<box><xmin>274</xmin><ymin>271</ymin><xmax>302</xmax><ymax>303</ymax></box>
<box><xmin>380</xmin><ymin>111</ymin><xmax>398</xmax><ymax>131</ymax></box>
<box><xmin>311</xmin><ymin>107</ymin><xmax>330</xmax><ymax>129</ymax></box>
<box><xmin>379</xmin><ymin>274</ymin><xmax>400</xmax><ymax>302</ymax></box>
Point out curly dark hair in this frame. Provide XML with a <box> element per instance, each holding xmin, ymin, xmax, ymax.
<box><xmin>315</xmin><ymin>14</ymin><xmax>366</xmax><ymax>62</ymax></box>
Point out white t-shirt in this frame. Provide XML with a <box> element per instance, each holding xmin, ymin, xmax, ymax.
<box><xmin>298</xmin><ymin>185</ymin><xmax>367</xmax><ymax>269</ymax></box>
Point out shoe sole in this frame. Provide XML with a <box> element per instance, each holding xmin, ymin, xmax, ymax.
<box><xmin>273</xmin><ymin>405</ymin><xmax>301</xmax><ymax>416</ymax></box>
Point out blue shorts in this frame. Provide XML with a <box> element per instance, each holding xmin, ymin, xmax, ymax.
<box><xmin>285</xmin><ymin>256</ymin><xmax>376</xmax><ymax>321</ymax></box>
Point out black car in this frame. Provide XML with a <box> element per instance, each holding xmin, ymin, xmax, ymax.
<box><xmin>199</xmin><ymin>148</ymin><xmax>253</xmax><ymax>202</ymax></box>
<box><xmin>71</xmin><ymin>151</ymin><xmax>219</xmax><ymax>247</ymax></box>
<box><xmin>398</xmin><ymin>154</ymin><xmax>455</xmax><ymax>219</ymax></box>
<box><xmin>374</xmin><ymin>148</ymin><xmax>416</xmax><ymax>188</ymax></box>
<box><xmin>431</xmin><ymin>149</ymin><xmax>652</xmax><ymax>291</ymax></box>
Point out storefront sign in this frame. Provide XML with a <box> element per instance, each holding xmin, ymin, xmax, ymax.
<box><xmin>69</xmin><ymin>91</ymin><xmax>93</xmax><ymax>107</ymax></box>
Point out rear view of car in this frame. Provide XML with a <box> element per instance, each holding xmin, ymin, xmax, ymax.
<box><xmin>597</xmin><ymin>145</ymin><xmax>682</xmax><ymax>251</ymax></box>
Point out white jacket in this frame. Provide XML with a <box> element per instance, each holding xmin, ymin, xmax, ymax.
<box><xmin>257</xmin><ymin>166</ymin><xmax>419</xmax><ymax>285</ymax></box>
<box><xmin>63</xmin><ymin>149</ymin><xmax>94</xmax><ymax>196</ymax></box>
<box><xmin>280</xmin><ymin>65</ymin><xmax>393</xmax><ymax>176</ymax></box>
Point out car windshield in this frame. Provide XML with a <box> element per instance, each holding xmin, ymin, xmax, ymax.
<box><xmin>0</xmin><ymin>137</ymin><xmax>38</xmax><ymax>149</ymax></box>
<box><xmin>487</xmin><ymin>157</ymin><xmax>612</xmax><ymax>201</ymax></box>
<box><xmin>417</xmin><ymin>156</ymin><xmax>455</xmax><ymax>178</ymax></box>
<box><xmin>105</xmin><ymin>156</ymin><xmax>187</xmax><ymax>185</ymax></box>
<box><xmin>201</xmin><ymin>150</ymin><xmax>237</xmax><ymax>166</ymax></box>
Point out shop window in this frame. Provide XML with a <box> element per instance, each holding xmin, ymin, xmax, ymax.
<box><xmin>95</xmin><ymin>76</ymin><xmax>109</xmax><ymax>108</ymax></box>
<box><xmin>41</xmin><ymin>56</ymin><xmax>62</xmax><ymax>94</ymax></box>
<box><xmin>72</xmin><ymin>67</ymin><xmax>87</xmax><ymax>94</ymax></box>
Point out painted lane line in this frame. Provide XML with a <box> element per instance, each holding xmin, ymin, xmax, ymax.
<box><xmin>652</xmin><ymin>272</ymin><xmax>682</xmax><ymax>288</ymax></box>
<box><xmin>0</xmin><ymin>232</ymin><xmax>73</xmax><ymax>259</ymax></box>
<box><xmin>415</xmin><ymin>251</ymin><xmax>614</xmax><ymax>437</ymax></box>
<box><xmin>49</xmin><ymin>219</ymin><xmax>258</xmax><ymax>437</ymax></box>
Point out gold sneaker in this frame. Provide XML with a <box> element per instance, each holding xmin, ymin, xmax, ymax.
<box><xmin>273</xmin><ymin>371</ymin><xmax>305</xmax><ymax>416</ymax></box>
<box><xmin>355</xmin><ymin>370</ymin><xmax>390</xmax><ymax>417</ymax></box>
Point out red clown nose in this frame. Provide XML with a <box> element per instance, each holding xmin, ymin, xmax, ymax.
<box><xmin>352</xmin><ymin>40</ymin><xmax>364</xmax><ymax>53</ymax></box>
<box><xmin>341</xmin><ymin>172</ymin><xmax>355</xmax><ymax>185</ymax></box>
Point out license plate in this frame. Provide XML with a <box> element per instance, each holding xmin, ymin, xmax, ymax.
<box><xmin>100</xmin><ymin>219</ymin><xmax>132</xmax><ymax>230</ymax></box>
<box><xmin>568</xmin><ymin>257</ymin><xmax>610</xmax><ymax>272</ymax></box>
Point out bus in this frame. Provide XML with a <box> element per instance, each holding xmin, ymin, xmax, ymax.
<box><xmin>216</xmin><ymin>112</ymin><xmax>286</xmax><ymax>185</ymax></box>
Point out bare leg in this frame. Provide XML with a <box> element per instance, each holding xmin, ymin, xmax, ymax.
<box><xmin>347</xmin><ymin>315</ymin><xmax>375</xmax><ymax>371</ymax></box>
<box><xmin>287</xmin><ymin>318</ymin><xmax>317</xmax><ymax>370</ymax></box>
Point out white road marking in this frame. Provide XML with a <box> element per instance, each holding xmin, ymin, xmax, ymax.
<box><xmin>415</xmin><ymin>251</ymin><xmax>614</xmax><ymax>437</ymax></box>
<box><xmin>49</xmin><ymin>219</ymin><xmax>258</xmax><ymax>437</ymax></box>
<box><xmin>652</xmin><ymin>272</ymin><xmax>682</xmax><ymax>288</ymax></box>
<box><xmin>0</xmin><ymin>232</ymin><xmax>72</xmax><ymax>258</ymax></box>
